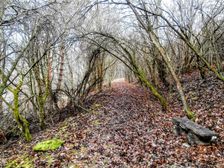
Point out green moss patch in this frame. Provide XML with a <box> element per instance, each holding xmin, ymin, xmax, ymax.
<box><xmin>33</xmin><ymin>138</ymin><xmax>64</xmax><ymax>152</ymax></box>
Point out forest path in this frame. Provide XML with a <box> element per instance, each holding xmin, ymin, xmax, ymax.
<box><xmin>75</xmin><ymin>80</ymin><xmax>167</xmax><ymax>166</ymax></box>
<box><xmin>1</xmin><ymin>77</ymin><xmax>224</xmax><ymax>167</ymax></box>
<box><xmin>58</xmin><ymin>80</ymin><xmax>183</xmax><ymax>167</ymax></box>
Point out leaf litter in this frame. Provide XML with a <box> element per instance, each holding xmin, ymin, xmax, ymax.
<box><xmin>0</xmin><ymin>74</ymin><xmax>223</xmax><ymax>168</ymax></box>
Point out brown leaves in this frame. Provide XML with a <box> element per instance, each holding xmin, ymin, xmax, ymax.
<box><xmin>1</xmin><ymin>77</ymin><xmax>224</xmax><ymax>167</ymax></box>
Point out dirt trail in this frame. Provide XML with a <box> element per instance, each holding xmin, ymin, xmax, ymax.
<box><xmin>77</xmin><ymin>81</ymin><xmax>165</xmax><ymax>167</ymax></box>
<box><xmin>1</xmin><ymin>80</ymin><xmax>223</xmax><ymax>167</ymax></box>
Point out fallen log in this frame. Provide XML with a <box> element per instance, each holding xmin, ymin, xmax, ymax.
<box><xmin>172</xmin><ymin>117</ymin><xmax>218</xmax><ymax>145</ymax></box>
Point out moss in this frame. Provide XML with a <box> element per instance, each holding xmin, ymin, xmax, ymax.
<box><xmin>5</xmin><ymin>155</ymin><xmax>33</xmax><ymax>168</ymax></box>
<box><xmin>33</xmin><ymin>138</ymin><xmax>64</xmax><ymax>152</ymax></box>
<box><xmin>138</xmin><ymin>69</ymin><xmax>168</xmax><ymax>110</ymax></box>
<box><xmin>186</xmin><ymin>108</ymin><xmax>196</xmax><ymax>122</ymax></box>
<box><xmin>8</xmin><ymin>80</ymin><xmax>32</xmax><ymax>142</ymax></box>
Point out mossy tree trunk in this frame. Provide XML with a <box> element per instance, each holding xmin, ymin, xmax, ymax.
<box><xmin>31</xmin><ymin>56</ymin><xmax>50</xmax><ymax>129</ymax></box>
<box><xmin>137</xmin><ymin>68</ymin><xmax>168</xmax><ymax>110</ymax></box>
<box><xmin>127</xmin><ymin>1</ymin><xmax>195</xmax><ymax>120</ymax></box>
<box><xmin>124</xmin><ymin>47</ymin><xmax>168</xmax><ymax>111</ymax></box>
<box><xmin>12</xmin><ymin>87</ymin><xmax>32</xmax><ymax>141</ymax></box>
<box><xmin>148</xmin><ymin>31</ymin><xmax>195</xmax><ymax>120</ymax></box>
<box><xmin>1</xmin><ymin>78</ymin><xmax>32</xmax><ymax>141</ymax></box>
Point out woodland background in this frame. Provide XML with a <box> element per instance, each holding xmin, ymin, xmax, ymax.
<box><xmin>0</xmin><ymin>0</ymin><xmax>224</xmax><ymax>167</ymax></box>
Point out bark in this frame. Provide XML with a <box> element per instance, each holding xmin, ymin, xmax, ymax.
<box><xmin>3</xmin><ymin>79</ymin><xmax>32</xmax><ymax>141</ymax></box>
<box><xmin>127</xmin><ymin>1</ymin><xmax>195</xmax><ymax>119</ymax></box>
<box><xmin>56</xmin><ymin>42</ymin><xmax>65</xmax><ymax>91</ymax></box>
<box><xmin>137</xmin><ymin>68</ymin><xmax>168</xmax><ymax>110</ymax></box>
<box><xmin>149</xmin><ymin>31</ymin><xmax>195</xmax><ymax>119</ymax></box>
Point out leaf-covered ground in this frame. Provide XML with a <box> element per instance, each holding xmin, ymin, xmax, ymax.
<box><xmin>0</xmin><ymin>73</ymin><xmax>224</xmax><ymax>168</ymax></box>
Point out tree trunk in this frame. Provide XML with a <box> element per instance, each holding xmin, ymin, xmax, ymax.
<box><xmin>56</xmin><ymin>42</ymin><xmax>65</xmax><ymax>91</ymax></box>
<box><xmin>127</xmin><ymin>2</ymin><xmax>195</xmax><ymax>119</ymax></box>
<box><xmin>137</xmin><ymin>68</ymin><xmax>168</xmax><ymax>111</ymax></box>
<box><xmin>149</xmin><ymin>31</ymin><xmax>195</xmax><ymax>119</ymax></box>
<box><xmin>7</xmin><ymin>79</ymin><xmax>32</xmax><ymax>141</ymax></box>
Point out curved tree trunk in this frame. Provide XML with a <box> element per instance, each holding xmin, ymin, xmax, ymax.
<box><xmin>148</xmin><ymin>31</ymin><xmax>195</xmax><ymax>120</ymax></box>
<box><xmin>127</xmin><ymin>1</ymin><xmax>195</xmax><ymax>119</ymax></box>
